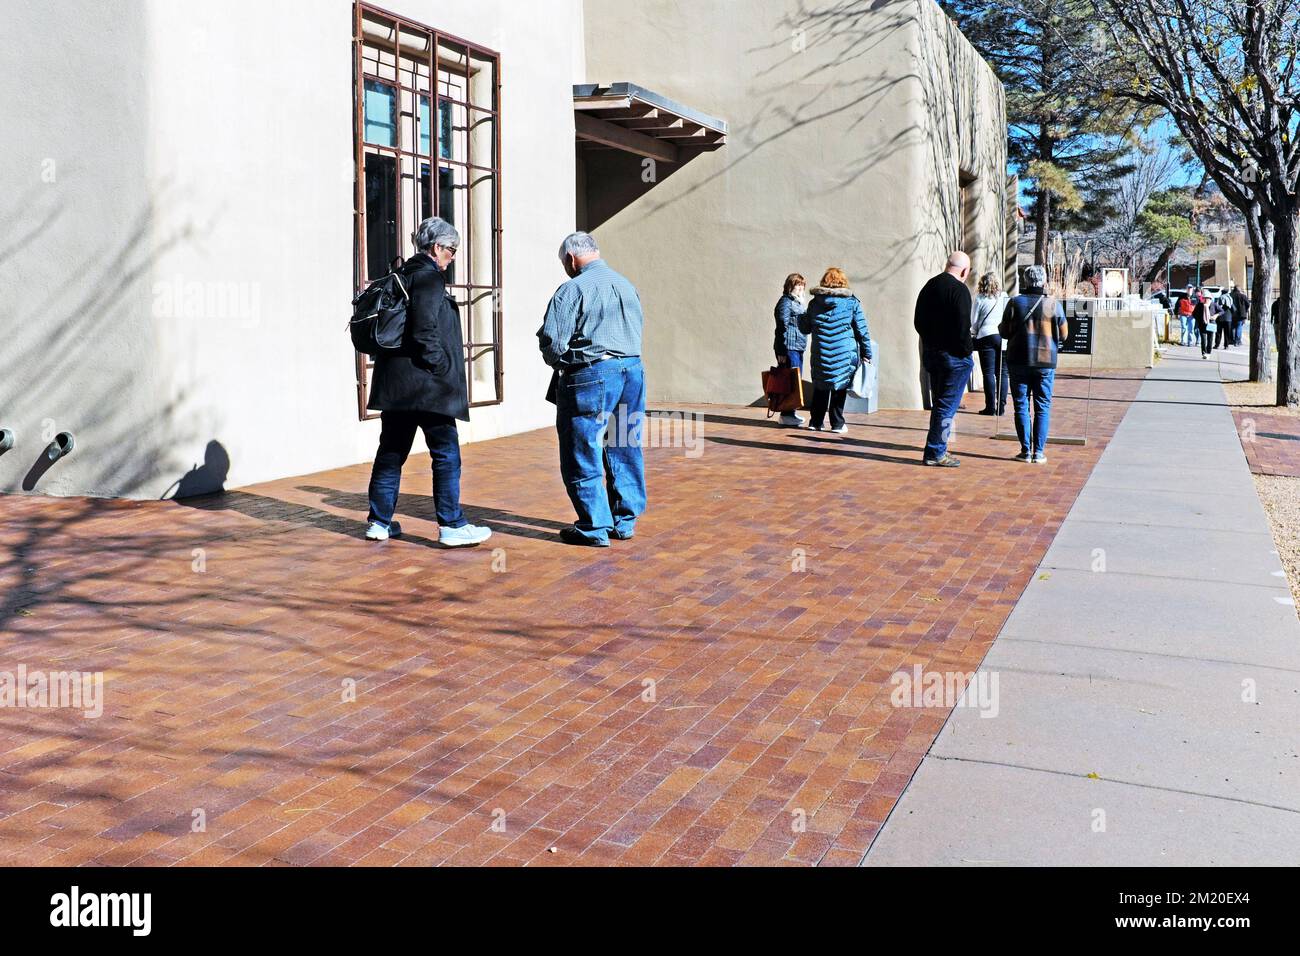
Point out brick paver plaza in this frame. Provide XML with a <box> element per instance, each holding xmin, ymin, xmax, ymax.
<box><xmin>1</xmin><ymin>373</ymin><xmax>1142</xmax><ymax>866</ymax></box>
<box><xmin>1232</xmin><ymin>409</ymin><xmax>1300</xmax><ymax>477</ymax></box>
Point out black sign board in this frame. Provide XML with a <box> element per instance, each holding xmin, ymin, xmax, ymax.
<box><xmin>1061</xmin><ymin>310</ymin><xmax>1093</xmax><ymax>355</ymax></box>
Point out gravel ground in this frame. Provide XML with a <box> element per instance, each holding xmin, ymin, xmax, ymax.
<box><xmin>1223</xmin><ymin>379</ymin><xmax>1300</xmax><ymax>415</ymax></box>
<box><xmin>1253</xmin><ymin>474</ymin><xmax>1300</xmax><ymax>607</ymax></box>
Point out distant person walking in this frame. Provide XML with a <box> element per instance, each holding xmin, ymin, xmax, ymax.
<box><xmin>971</xmin><ymin>272</ymin><xmax>1008</xmax><ymax>416</ymax></box>
<box><xmin>999</xmin><ymin>264</ymin><xmax>1067</xmax><ymax>464</ymax></box>
<box><xmin>1231</xmin><ymin>284</ymin><xmax>1250</xmax><ymax>346</ymax></box>
<box><xmin>798</xmin><ymin>268</ymin><xmax>872</xmax><ymax>433</ymax></box>
<box><xmin>1177</xmin><ymin>285</ymin><xmax>1197</xmax><ymax>347</ymax></box>
<box><xmin>773</xmin><ymin>272</ymin><xmax>807</xmax><ymax>428</ymax></box>
<box><xmin>914</xmin><ymin>251</ymin><xmax>974</xmax><ymax>467</ymax></box>
<box><xmin>1195</xmin><ymin>287</ymin><xmax>1216</xmax><ymax>358</ymax></box>
<box><xmin>365</xmin><ymin>217</ymin><xmax>492</xmax><ymax>547</ymax></box>
<box><xmin>538</xmin><ymin>232</ymin><xmax>646</xmax><ymax>547</ymax></box>
<box><xmin>1215</xmin><ymin>289</ymin><xmax>1234</xmax><ymax>349</ymax></box>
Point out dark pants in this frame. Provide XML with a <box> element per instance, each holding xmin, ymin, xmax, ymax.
<box><xmin>922</xmin><ymin>349</ymin><xmax>973</xmax><ymax>461</ymax></box>
<box><xmin>1215</xmin><ymin>320</ymin><xmax>1230</xmax><ymax>348</ymax></box>
<box><xmin>974</xmin><ymin>334</ymin><xmax>1008</xmax><ymax>413</ymax></box>
<box><xmin>1200</xmin><ymin>323</ymin><xmax>1215</xmax><ymax>356</ymax></box>
<box><xmin>809</xmin><ymin>386</ymin><xmax>848</xmax><ymax>429</ymax></box>
<box><xmin>367</xmin><ymin>410</ymin><xmax>466</xmax><ymax>529</ymax></box>
<box><xmin>556</xmin><ymin>356</ymin><xmax>647</xmax><ymax>544</ymax></box>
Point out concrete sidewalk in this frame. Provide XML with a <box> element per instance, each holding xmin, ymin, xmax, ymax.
<box><xmin>864</xmin><ymin>345</ymin><xmax>1300</xmax><ymax>865</ymax></box>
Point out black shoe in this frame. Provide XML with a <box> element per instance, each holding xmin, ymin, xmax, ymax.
<box><xmin>560</xmin><ymin>526</ymin><xmax>610</xmax><ymax>547</ymax></box>
<box><xmin>977</xmin><ymin>408</ymin><xmax>996</xmax><ymax>416</ymax></box>
<box><xmin>923</xmin><ymin>454</ymin><xmax>961</xmax><ymax>468</ymax></box>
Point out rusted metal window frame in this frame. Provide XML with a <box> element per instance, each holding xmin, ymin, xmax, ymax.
<box><xmin>352</xmin><ymin>1</ymin><xmax>504</xmax><ymax>421</ymax></box>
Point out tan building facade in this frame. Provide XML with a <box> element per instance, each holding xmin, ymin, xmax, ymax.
<box><xmin>1</xmin><ymin>0</ymin><xmax>1006</xmax><ymax>499</ymax></box>
<box><xmin>579</xmin><ymin>0</ymin><xmax>1009</xmax><ymax>410</ymax></box>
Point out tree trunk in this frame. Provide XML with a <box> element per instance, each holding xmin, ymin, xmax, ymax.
<box><xmin>1033</xmin><ymin>123</ymin><xmax>1053</xmax><ymax>265</ymax></box>
<box><xmin>1034</xmin><ymin>190</ymin><xmax>1051</xmax><ymax>265</ymax></box>
<box><xmin>1276</xmin><ymin>206</ymin><xmax>1300</xmax><ymax>407</ymax></box>
<box><xmin>1143</xmin><ymin>244</ymin><xmax>1176</xmax><ymax>285</ymax></box>
<box><xmin>1247</xmin><ymin>212</ymin><xmax>1274</xmax><ymax>384</ymax></box>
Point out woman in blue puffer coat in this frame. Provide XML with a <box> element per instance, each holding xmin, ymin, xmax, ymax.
<box><xmin>798</xmin><ymin>267</ymin><xmax>872</xmax><ymax>433</ymax></box>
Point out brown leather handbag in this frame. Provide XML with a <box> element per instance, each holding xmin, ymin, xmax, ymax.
<box><xmin>762</xmin><ymin>365</ymin><xmax>804</xmax><ymax>416</ymax></box>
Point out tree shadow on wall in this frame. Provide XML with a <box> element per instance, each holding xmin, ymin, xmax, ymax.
<box><xmin>595</xmin><ymin>0</ymin><xmax>1001</xmax><ymax>290</ymax></box>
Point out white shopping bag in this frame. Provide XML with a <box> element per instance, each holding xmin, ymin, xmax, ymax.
<box><xmin>848</xmin><ymin>358</ymin><xmax>876</xmax><ymax>399</ymax></box>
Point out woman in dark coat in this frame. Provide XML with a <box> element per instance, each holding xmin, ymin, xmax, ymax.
<box><xmin>1194</xmin><ymin>287</ymin><xmax>1216</xmax><ymax>359</ymax></box>
<box><xmin>364</xmin><ymin>216</ymin><xmax>491</xmax><ymax>547</ymax></box>
<box><xmin>772</xmin><ymin>272</ymin><xmax>807</xmax><ymax>427</ymax></box>
<box><xmin>798</xmin><ymin>267</ymin><xmax>872</xmax><ymax>433</ymax></box>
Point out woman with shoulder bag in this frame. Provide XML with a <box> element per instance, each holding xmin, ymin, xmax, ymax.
<box><xmin>772</xmin><ymin>273</ymin><xmax>807</xmax><ymax>427</ymax></box>
<box><xmin>999</xmin><ymin>264</ymin><xmax>1067</xmax><ymax>464</ymax></box>
<box><xmin>972</xmin><ymin>272</ymin><xmax>1008</xmax><ymax>415</ymax></box>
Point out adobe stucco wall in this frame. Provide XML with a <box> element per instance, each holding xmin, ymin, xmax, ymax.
<box><xmin>580</xmin><ymin>0</ymin><xmax>1007</xmax><ymax>409</ymax></box>
<box><xmin>0</xmin><ymin>0</ymin><xmax>583</xmax><ymax>499</ymax></box>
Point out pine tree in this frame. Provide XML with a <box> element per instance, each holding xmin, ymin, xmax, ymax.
<box><xmin>940</xmin><ymin>0</ymin><xmax>1152</xmax><ymax>263</ymax></box>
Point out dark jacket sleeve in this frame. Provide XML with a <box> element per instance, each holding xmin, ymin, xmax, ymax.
<box><xmin>957</xmin><ymin>284</ymin><xmax>974</xmax><ymax>354</ymax></box>
<box><xmin>774</xmin><ymin>297</ymin><xmax>791</xmax><ymax>354</ymax></box>
<box><xmin>796</xmin><ymin>302</ymin><xmax>812</xmax><ymax>336</ymax></box>
<box><xmin>997</xmin><ymin>299</ymin><xmax>1015</xmax><ymax>340</ymax></box>
<box><xmin>408</xmin><ymin>268</ymin><xmax>453</xmax><ymax>376</ymax></box>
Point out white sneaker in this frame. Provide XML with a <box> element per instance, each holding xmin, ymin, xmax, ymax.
<box><xmin>831</xmin><ymin>424</ymin><xmax>848</xmax><ymax>434</ymax></box>
<box><xmin>366</xmin><ymin>520</ymin><xmax>401</xmax><ymax>541</ymax></box>
<box><xmin>1032</xmin><ymin>453</ymin><xmax>1048</xmax><ymax>464</ymax></box>
<box><xmin>1014</xmin><ymin>450</ymin><xmax>1032</xmax><ymax>462</ymax></box>
<box><xmin>778</xmin><ymin>412</ymin><xmax>805</xmax><ymax>428</ymax></box>
<box><xmin>439</xmin><ymin>523</ymin><xmax>492</xmax><ymax>547</ymax></box>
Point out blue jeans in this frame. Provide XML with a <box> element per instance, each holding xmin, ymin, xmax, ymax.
<box><xmin>556</xmin><ymin>356</ymin><xmax>647</xmax><ymax>544</ymax></box>
<box><xmin>785</xmin><ymin>348</ymin><xmax>803</xmax><ymax>371</ymax></box>
<box><xmin>1009</xmin><ymin>365</ymin><xmax>1055</xmax><ymax>456</ymax></box>
<box><xmin>1179</xmin><ymin>314</ymin><xmax>1196</xmax><ymax>346</ymax></box>
<box><xmin>922</xmin><ymin>349</ymin><xmax>973</xmax><ymax>460</ymax></box>
<box><xmin>367</xmin><ymin>410</ymin><xmax>466</xmax><ymax>529</ymax></box>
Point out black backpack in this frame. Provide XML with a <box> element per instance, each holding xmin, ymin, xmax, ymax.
<box><xmin>349</xmin><ymin>270</ymin><xmax>409</xmax><ymax>356</ymax></box>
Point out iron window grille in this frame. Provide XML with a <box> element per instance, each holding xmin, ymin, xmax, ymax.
<box><xmin>352</xmin><ymin>1</ymin><xmax>504</xmax><ymax>420</ymax></box>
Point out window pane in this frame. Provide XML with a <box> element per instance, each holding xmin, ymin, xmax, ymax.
<box><xmin>439</xmin><ymin>100</ymin><xmax>452</xmax><ymax>159</ymax></box>
<box><xmin>419</xmin><ymin>96</ymin><xmax>432</xmax><ymax>155</ymax></box>
<box><xmin>420</xmin><ymin>162</ymin><xmax>432</xmax><ymax>220</ymax></box>
<box><xmin>363</xmin><ymin>79</ymin><xmax>397</xmax><ymax>147</ymax></box>
<box><xmin>365</xmin><ymin>152</ymin><xmax>398</xmax><ymax>279</ymax></box>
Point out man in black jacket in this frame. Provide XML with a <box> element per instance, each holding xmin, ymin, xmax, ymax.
<box><xmin>364</xmin><ymin>216</ymin><xmax>491</xmax><ymax>547</ymax></box>
<box><xmin>914</xmin><ymin>251</ymin><xmax>974</xmax><ymax>467</ymax></box>
<box><xmin>1231</xmin><ymin>284</ymin><xmax>1250</xmax><ymax>346</ymax></box>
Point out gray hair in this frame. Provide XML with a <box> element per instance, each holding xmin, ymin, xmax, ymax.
<box><xmin>1024</xmin><ymin>264</ymin><xmax>1047</xmax><ymax>289</ymax></box>
<box><xmin>413</xmin><ymin>216</ymin><xmax>459</xmax><ymax>253</ymax></box>
<box><xmin>559</xmin><ymin>231</ymin><xmax>599</xmax><ymax>260</ymax></box>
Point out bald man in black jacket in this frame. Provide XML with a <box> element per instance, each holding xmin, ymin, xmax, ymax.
<box><xmin>914</xmin><ymin>252</ymin><xmax>975</xmax><ymax>467</ymax></box>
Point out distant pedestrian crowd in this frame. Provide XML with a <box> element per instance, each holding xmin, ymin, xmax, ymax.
<box><xmin>1158</xmin><ymin>283</ymin><xmax>1250</xmax><ymax>358</ymax></box>
<box><xmin>773</xmin><ymin>254</ymin><xmax>1067</xmax><ymax>466</ymax></box>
